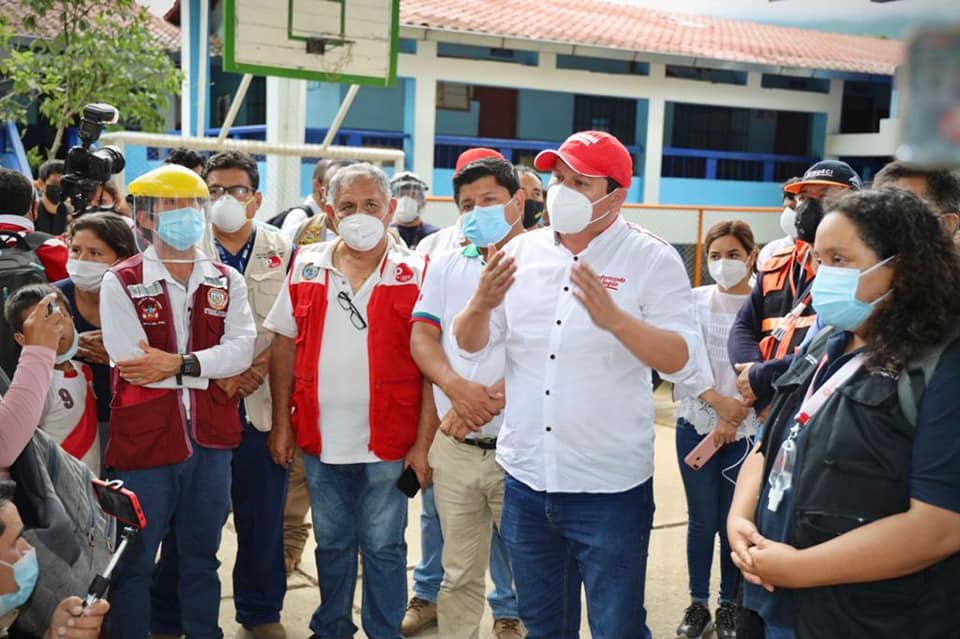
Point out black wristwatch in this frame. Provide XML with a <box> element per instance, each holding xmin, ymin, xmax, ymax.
<box><xmin>180</xmin><ymin>353</ymin><xmax>201</xmax><ymax>377</ymax></box>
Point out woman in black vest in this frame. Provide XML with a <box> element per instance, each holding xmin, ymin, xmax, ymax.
<box><xmin>727</xmin><ymin>187</ymin><xmax>960</xmax><ymax>639</ymax></box>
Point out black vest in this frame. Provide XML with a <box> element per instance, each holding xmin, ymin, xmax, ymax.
<box><xmin>759</xmin><ymin>331</ymin><xmax>960</xmax><ymax>639</ymax></box>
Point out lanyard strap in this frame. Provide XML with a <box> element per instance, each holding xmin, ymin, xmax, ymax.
<box><xmin>217</xmin><ymin>234</ymin><xmax>255</xmax><ymax>270</ymax></box>
<box><xmin>795</xmin><ymin>352</ymin><xmax>866</xmax><ymax>426</ymax></box>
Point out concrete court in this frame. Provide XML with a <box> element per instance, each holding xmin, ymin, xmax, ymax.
<box><xmin>218</xmin><ymin>386</ymin><xmax>725</xmax><ymax>638</ymax></box>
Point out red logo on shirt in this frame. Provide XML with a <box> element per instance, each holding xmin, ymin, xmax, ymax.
<box><xmin>266</xmin><ymin>254</ymin><xmax>282</xmax><ymax>269</ymax></box>
<box><xmin>394</xmin><ymin>263</ymin><xmax>414</xmax><ymax>283</ymax></box>
<box><xmin>599</xmin><ymin>274</ymin><xmax>626</xmax><ymax>291</ymax></box>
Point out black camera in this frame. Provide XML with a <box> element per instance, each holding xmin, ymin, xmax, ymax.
<box><xmin>60</xmin><ymin>103</ymin><xmax>125</xmax><ymax>213</ymax></box>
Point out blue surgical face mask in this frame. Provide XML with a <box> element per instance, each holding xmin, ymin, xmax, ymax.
<box><xmin>156</xmin><ymin>207</ymin><xmax>204</xmax><ymax>252</ymax></box>
<box><xmin>811</xmin><ymin>255</ymin><xmax>895</xmax><ymax>331</ymax></box>
<box><xmin>461</xmin><ymin>199</ymin><xmax>517</xmax><ymax>248</ymax></box>
<box><xmin>0</xmin><ymin>548</ymin><xmax>38</xmax><ymax>615</ymax></box>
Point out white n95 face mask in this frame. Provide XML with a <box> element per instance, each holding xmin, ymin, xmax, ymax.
<box><xmin>780</xmin><ymin>206</ymin><xmax>797</xmax><ymax>239</ymax></box>
<box><xmin>546</xmin><ymin>184</ymin><xmax>613</xmax><ymax>235</ymax></box>
<box><xmin>209</xmin><ymin>195</ymin><xmax>249</xmax><ymax>233</ymax></box>
<box><xmin>394</xmin><ymin>196</ymin><xmax>420</xmax><ymax>224</ymax></box>
<box><xmin>338</xmin><ymin>214</ymin><xmax>385</xmax><ymax>252</ymax></box>
<box><xmin>708</xmin><ymin>258</ymin><xmax>749</xmax><ymax>290</ymax></box>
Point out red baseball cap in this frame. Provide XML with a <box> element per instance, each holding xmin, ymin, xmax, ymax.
<box><xmin>455</xmin><ymin>147</ymin><xmax>505</xmax><ymax>175</ymax></box>
<box><xmin>534</xmin><ymin>131</ymin><xmax>633</xmax><ymax>188</ymax></box>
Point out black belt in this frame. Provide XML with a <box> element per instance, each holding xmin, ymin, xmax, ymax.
<box><xmin>460</xmin><ymin>437</ymin><xmax>497</xmax><ymax>450</ymax></box>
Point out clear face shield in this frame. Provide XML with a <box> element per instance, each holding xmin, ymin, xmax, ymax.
<box><xmin>133</xmin><ymin>194</ymin><xmax>210</xmax><ymax>263</ymax></box>
<box><xmin>391</xmin><ymin>182</ymin><xmax>425</xmax><ymax>224</ymax></box>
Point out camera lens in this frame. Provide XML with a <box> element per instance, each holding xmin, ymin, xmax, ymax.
<box><xmin>95</xmin><ymin>146</ymin><xmax>125</xmax><ymax>175</ymax></box>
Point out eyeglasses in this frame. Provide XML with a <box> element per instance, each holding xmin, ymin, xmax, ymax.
<box><xmin>336</xmin><ymin>291</ymin><xmax>367</xmax><ymax>330</ymax></box>
<box><xmin>208</xmin><ymin>185</ymin><xmax>254</xmax><ymax>200</ymax></box>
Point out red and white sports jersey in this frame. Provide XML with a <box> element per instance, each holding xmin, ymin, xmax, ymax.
<box><xmin>41</xmin><ymin>362</ymin><xmax>100</xmax><ymax>474</ymax></box>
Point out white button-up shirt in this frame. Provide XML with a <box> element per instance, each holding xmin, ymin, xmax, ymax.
<box><xmin>459</xmin><ymin>216</ymin><xmax>701</xmax><ymax>493</ymax></box>
<box><xmin>100</xmin><ymin>246</ymin><xmax>257</xmax><ymax>413</ymax></box>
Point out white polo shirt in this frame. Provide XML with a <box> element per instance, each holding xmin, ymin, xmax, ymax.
<box><xmin>458</xmin><ymin>216</ymin><xmax>701</xmax><ymax>493</ymax></box>
<box><xmin>412</xmin><ymin>245</ymin><xmax>505</xmax><ymax>439</ymax></box>
<box><xmin>100</xmin><ymin>246</ymin><xmax>257</xmax><ymax>413</ymax></box>
<box><xmin>264</xmin><ymin>239</ymin><xmax>383</xmax><ymax>464</ymax></box>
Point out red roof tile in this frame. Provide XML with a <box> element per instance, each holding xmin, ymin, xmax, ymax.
<box><xmin>0</xmin><ymin>0</ymin><xmax>180</xmax><ymax>51</ymax></box>
<box><xmin>399</xmin><ymin>0</ymin><xmax>903</xmax><ymax>75</ymax></box>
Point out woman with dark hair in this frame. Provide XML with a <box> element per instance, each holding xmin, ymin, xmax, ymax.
<box><xmin>54</xmin><ymin>213</ymin><xmax>138</xmax><ymax>436</ymax></box>
<box><xmin>728</xmin><ymin>188</ymin><xmax>960</xmax><ymax>639</ymax></box>
<box><xmin>673</xmin><ymin>220</ymin><xmax>759</xmax><ymax>639</ymax></box>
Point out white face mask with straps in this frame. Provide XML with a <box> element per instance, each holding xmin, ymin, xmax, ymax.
<box><xmin>338</xmin><ymin>213</ymin><xmax>386</xmax><ymax>252</ymax></box>
<box><xmin>546</xmin><ymin>185</ymin><xmax>615</xmax><ymax>235</ymax></box>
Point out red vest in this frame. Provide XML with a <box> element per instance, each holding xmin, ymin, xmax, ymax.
<box><xmin>288</xmin><ymin>248</ymin><xmax>424</xmax><ymax>460</ymax></box>
<box><xmin>105</xmin><ymin>254</ymin><xmax>242</xmax><ymax>471</ymax></box>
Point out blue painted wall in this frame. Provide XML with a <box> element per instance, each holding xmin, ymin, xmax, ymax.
<box><xmin>517</xmin><ymin>90</ymin><xmax>572</xmax><ymax>141</ymax></box>
<box><xmin>809</xmin><ymin>113</ymin><xmax>827</xmax><ymax>158</ymax></box>
<box><xmin>660</xmin><ymin>178</ymin><xmax>783</xmax><ymax>207</ymax></box>
<box><xmin>305</xmin><ymin>82</ymin><xmax>340</xmax><ymax>128</ymax></box>
<box><xmin>634</xmin><ymin>99</ymin><xmax>648</xmax><ymax>177</ymax></box>
<box><xmin>305</xmin><ymin>83</ymin><xmax>405</xmax><ymax>132</ymax></box>
<box><xmin>436</xmin><ymin>100</ymin><xmax>480</xmax><ymax>136</ymax></box>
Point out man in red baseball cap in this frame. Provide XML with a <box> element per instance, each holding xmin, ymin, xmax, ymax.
<box><xmin>415</xmin><ymin>148</ymin><xmax>507</xmax><ymax>256</ymax></box>
<box><xmin>452</xmin><ymin>130</ymin><xmax>701</xmax><ymax>638</ymax></box>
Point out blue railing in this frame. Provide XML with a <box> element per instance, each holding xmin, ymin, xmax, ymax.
<box><xmin>434</xmin><ymin>135</ymin><xmax>644</xmax><ymax>173</ymax></box>
<box><xmin>662</xmin><ymin>147</ymin><xmax>815</xmax><ymax>183</ymax></box>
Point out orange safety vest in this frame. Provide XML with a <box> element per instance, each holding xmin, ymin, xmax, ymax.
<box><xmin>758</xmin><ymin>242</ymin><xmax>817</xmax><ymax>361</ymax></box>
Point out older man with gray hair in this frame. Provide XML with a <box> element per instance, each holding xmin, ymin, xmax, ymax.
<box><xmin>264</xmin><ymin>163</ymin><xmax>434</xmax><ymax>639</ymax></box>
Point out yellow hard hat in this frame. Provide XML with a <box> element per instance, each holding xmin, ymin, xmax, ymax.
<box><xmin>129</xmin><ymin>164</ymin><xmax>208</xmax><ymax>198</ymax></box>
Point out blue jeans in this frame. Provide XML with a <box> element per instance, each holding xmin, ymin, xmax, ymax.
<box><xmin>302</xmin><ymin>456</ymin><xmax>408</xmax><ymax>639</ymax></box>
<box><xmin>108</xmin><ymin>444</ymin><xmax>232</xmax><ymax>639</ymax></box>
<box><xmin>676</xmin><ymin>419</ymin><xmax>749</xmax><ymax>604</ymax></box>
<box><xmin>414</xmin><ymin>485</ymin><xmax>519</xmax><ymax>618</ymax></box>
<box><xmin>150</xmin><ymin>423</ymin><xmax>290</xmax><ymax>630</ymax></box>
<box><xmin>500</xmin><ymin>474</ymin><xmax>655</xmax><ymax>639</ymax></box>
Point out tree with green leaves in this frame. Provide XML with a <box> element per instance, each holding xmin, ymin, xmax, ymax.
<box><xmin>0</xmin><ymin>0</ymin><xmax>182</xmax><ymax>159</ymax></box>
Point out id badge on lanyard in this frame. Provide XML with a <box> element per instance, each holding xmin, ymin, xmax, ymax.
<box><xmin>766</xmin><ymin>352</ymin><xmax>865</xmax><ymax>512</ymax></box>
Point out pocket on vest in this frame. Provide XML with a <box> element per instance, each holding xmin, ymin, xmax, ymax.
<box><xmin>106</xmin><ymin>391</ymin><xmax>188</xmax><ymax>470</ymax></box>
<box><xmin>201</xmin><ymin>383</ymin><xmax>243</xmax><ymax>447</ymax></box>
<box><xmin>823</xmin><ymin>383</ymin><xmax>911</xmax><ymax>481</ymax></box>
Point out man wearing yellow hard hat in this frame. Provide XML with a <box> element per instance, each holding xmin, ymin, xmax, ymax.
<box><xmin>97</xmin><ymin>163</ymin><xmax>257</xmax><ymax>639</ymax></box>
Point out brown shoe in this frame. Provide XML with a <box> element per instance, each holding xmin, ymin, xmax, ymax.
<box><xmin>400</xmin><ymin>596</ymin><xmax>437</xmax><ymax>636</ymax></box>
<box><xmin>242</xmin><ymin>623</ymin><xmax>287</xmax><ymax>639</ymax></box>
<box><xmin>492</xmin><ymin>617</ymin><xmax>525</xmax><ymax>639</ymax></box>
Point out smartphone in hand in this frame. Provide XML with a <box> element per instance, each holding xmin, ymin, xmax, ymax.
<box><xmin>684</xmin><ymin>435</ymin><xmax>722</xmax><ymax>471</ymax></box>
<box><xmin>396</xmin><ymin>465</ymin><xmax>420</xmax><ymax>498</ymax></box>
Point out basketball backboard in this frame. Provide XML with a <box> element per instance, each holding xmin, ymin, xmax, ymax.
<box><xmin>223</xmin><ymin>0</ymin><xmax>399</xmax><ymax>87</ymax></box>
